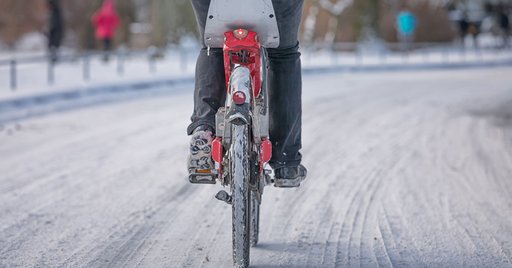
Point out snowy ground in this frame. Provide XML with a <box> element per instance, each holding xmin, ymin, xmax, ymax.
<box><xmin>1</xmin><ymin>66</ymin><xmax>512</xmax><ymax>267</ymax></box>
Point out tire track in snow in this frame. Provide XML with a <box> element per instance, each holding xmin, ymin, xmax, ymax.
<box><xmin>2</xmin><ymin>68</ymin><xmax>512</xmax><ymax>267</ymax></box>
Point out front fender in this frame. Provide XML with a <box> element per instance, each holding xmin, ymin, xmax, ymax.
<box><xmin>227</xmin><ymin>103</ymin><xmax>251</xmax><ymax>126</ymax></box>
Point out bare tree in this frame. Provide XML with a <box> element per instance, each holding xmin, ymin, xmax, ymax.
<box><xmin>0</xmin><ymin>0</ymin><xmax>46</xmax><ymax>48</ymax></box>
<box><xmin>318</xmin><ymin>0</ymin><xmax>353</xmax><ymax>43</ymax></box>
<box><xmin>303</xmin><ymin>0</ymin><xmax>353</xmax><ymax>45</ymax></box>
<box><xmin>151</xmin><ymin>0</ymin><xmax>197</xmax><ymax>47</ymax></box>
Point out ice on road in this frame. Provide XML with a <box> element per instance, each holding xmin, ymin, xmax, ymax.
<box><xmin>1</xmin><ymin>67</ymin><xmax>512</xmax><ymax>267</ymax></box>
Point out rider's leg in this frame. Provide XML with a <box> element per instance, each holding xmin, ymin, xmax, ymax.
<box><xmin>267</xmin><ymin>0</ymin><xmax>307</xmax><ymax>185</ymax></box>
<box><xmin>188</xmin><ymin>0</ymin><xmax>226</xmax><ymax>135</ymax></box>
<box><xmin>187</xmin><ymin>48</ymin><xmax>225</xmax><ymax>135</ymax></box>
<box><xmin>188</xmin><ymin>0</ymin><xmax>225</xmax><ymax>173</ymax></box>
<box><xmin>267</xmin><ymin>43</ymin><xmax>302</xmax><ymax>169</ymax></box>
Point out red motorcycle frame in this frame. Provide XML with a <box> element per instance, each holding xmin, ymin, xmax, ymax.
<box><xmin>212</xmin><ymin>29</ymin><xmax>272</xmax><ymax>177</ymax></box>
<box><xmin>211</xmin><ymin>28</ymin><xmax>273</xmax><ymax>267</ymax></box>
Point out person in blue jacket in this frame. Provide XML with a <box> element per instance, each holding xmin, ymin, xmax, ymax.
<box><xmin>397</xmin><ymin>7</ymin><xmax>417</xmax><ymax>51</ymax></box>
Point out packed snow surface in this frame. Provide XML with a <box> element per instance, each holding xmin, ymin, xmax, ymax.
<box><xmin>1</xmin><ymin>67</ymin><xmax>512</xmax><ymax>267</ymax></box>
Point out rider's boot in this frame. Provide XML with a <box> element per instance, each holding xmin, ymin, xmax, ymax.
<box><xmin>188</xmin><ymin>125</ymin><xmax>217</xmax><ymax>184</ymax></box>
<box><xmin>274</xmin><ymin>164</ymin><xmax>307</xmax><ymax>188</ymax></box>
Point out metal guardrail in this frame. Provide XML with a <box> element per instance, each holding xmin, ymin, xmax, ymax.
<box><xmin>302</xmin><ymin>42</ymin><xmax>512</xmax><ymax>67</ymax></box>
<box><xmin>1</xmin><ymin>42</ymin><xmax>510</xmax><ymax>91</ymax></box>
<box><xmin>306</xmin><ymin>41</ymin><xmax>511</xmax><ymax>52</ymax></box>
<box><xmin>0</xmin><ymin>47</ymin><xmax>195</xmax><ymax>91</ymax></box>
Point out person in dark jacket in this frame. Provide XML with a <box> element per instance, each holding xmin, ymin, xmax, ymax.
<box><xmin>458</xmin><ymin>13</ymin><xmax>469</xmax><ymax>46</ymax></box>
<box><xmin>47</xmin><ymin>0</ymin><xmax>63</xmax><ymax>63</ymax></box>
<box><xmin>499</xmin><ymin>10</ymin><xmax>510</xmax><ymax>47</ymax></box>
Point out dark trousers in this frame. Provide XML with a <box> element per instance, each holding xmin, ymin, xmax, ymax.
<box><xmin>102</xmin><ymin>38</ymin><xmax>113</xmax><ymax>61</ymax></box>
<box><xmin>189</xmin><ymin>0</ymin><xmax>304</xmax><ymax>168</ymax></box>
<box><xmin>103</xmin><ymin>38</ymin><xmax>112</xmax><ymax>51</ymax></box>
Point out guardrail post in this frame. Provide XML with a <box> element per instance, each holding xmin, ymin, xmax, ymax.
<box><xmin>149</xmin><ymin>56</ymin><xmax>156</xmax><ymax>73</ymax></box>
<box><xmin>459</xmin><ymin>45</ymin><xmax>466</xmax><ymax>62</ymax></box>
<box><xmin>494</xmin><ymin>47</ymin><xmax>501</xmax><ymax>62</ymax></box>
<box><xmin>379</xmin><ymin>50</ymin><xmax>387</xmax><ymax>65</ymax></box>
<box><xmin>442</xmin><ymin>47</ymin><xmax>449</xmax><ymax>63</ymax></box>
<box><xmin>83</xmin><ymin>54</ymin><xmax>90</xmax><ymax>81</ymax></box>
<box><xmin>476</xmin><ymin>46</ymin><xmax>483</xmax><ymax>61</ymax></box>
<box><xmin>117</xmin><ymin>50</ymin><xmax>124</xmax><ymax>75</ymax></box>
<box><xmin>356</xmin><ymin>50</ymin><xmax>363</xmax><ymax>65</ymax></box>
<box><xmin>180</xmin><ymin>48</ymin><xmax>188</xmax><ymax>72</ymax></box>
<box><xmin>47</xmin><ymin>60</ymin><xmax>55</xmax><ymax>85</ymax></box>
<box><xmin>422</xmin><ymin>48</ymin><xmax>429</xmax><ymax>62</ymax></box>
<box><xmin>10</xmin><ymin>59</ymin><xmax>17</xmax><ymax>90</ymax></box>
<box><xmin>330</xmin><ymin>47</ymin><xmax>338</xmax><ymax>66</ymax></box>
<box><xmin>306</xmin><ymin>47</ymin><xmax>312</xmax><ymax>65</ymax></box>
<box><xmin>401</xmin><ymin>50</ymin><xmax>409</xmax><ymax>64</ymax></box>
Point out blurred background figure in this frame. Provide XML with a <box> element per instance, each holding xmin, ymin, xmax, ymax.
<box><xmin>468</xmin><ymin>21</ymin><xmax>481</xmax><ymax>48</ymax></box>
<box><xmin>498</xmin><ymin>8</ymin><xmax>510</xmax><ymax>47</ymax></box>
<box><xmin>458</xmin><ymin>12</ymin><xmax>470</xmax><ymax>47</ymax></box>
<box><xmin>92</xmin><ymin>0</ymin><xmax>120</xmax><ymax>61</ymax></box>
<box><xmin>47</xmin><ymin>0</ymin><xmax>63</xmax><ymax>63</ymax></box>
<box><xmin>396</xmin><ymin>6</ymin><xmax>417</xmax><ymax>51</ymax></box>
<box><xmin>0</xmin><ymin>0</ymin><xmax>509</xmax><ymax>69</ymax></box>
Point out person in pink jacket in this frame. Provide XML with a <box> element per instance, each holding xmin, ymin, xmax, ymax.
<box><xmin>92</xmin><ymin>0</ymin><xmax>120</xmax><ymax>60</ymax></box>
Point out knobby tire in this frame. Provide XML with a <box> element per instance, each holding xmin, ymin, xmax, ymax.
<box><xmin>250</xmin><ymin>193</ymin><xmax>260</xmax><ymax>246</ymax></box>
<box><xmin>231</xmin><ymin>124</ymin><xmax>251</xmax><ymax>268</ymax></box>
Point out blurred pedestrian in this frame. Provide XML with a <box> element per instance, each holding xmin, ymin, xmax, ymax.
<box><xmin>498</xmin><ymin>10</ymin><xmax>510</xmax><ymax>47</ymax></box>
<box><xmin>468</xmin><ymin>22</ymin><xmax>481</xmax><ymax>48</ymax></box>
<box><xmin>92</xmin><ymin>0</ymin><xmax>120</xmax><ymax>61</ymax></box>
<box><xmin>458</xmin><ymin>13</ymin><xmax>469</xmax><ymax>46</ymax></box>
<box><xmin>396</xmin><ymin>7</ymin><xmax>417</xmax><ymax>51</ymax></box>
<box><xmin>47</xmin><ymin>0</ymin><xmax>63</xmax><ymax>63</ymax></box>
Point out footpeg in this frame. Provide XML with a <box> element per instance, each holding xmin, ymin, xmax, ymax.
<box><xmin>273</xmin><ymin>165</ymin><xmax>307</xmax><ymax>188</ymax></box>
<box><xmin>274</xmin><ymin>177</ymin><xmax>304</xmax><ymax>188</ymax></box>
<box><xmin>264</xmin><ymin>169</ymin><xmax>274</xmax><ymax>185</ymax></box>
<box><xmin>189</xmin><ymin>171</ymin><xmax>217</xmax><ymax>184</ymax></box>
<box><xmin>215</xmin><ymin>190</ymin><xmax>232</xmax><ymax>204</ymax></box>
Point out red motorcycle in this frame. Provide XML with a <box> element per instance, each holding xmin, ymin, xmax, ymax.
<box><xmin>188</xmin><ymin>1</ymin><xmax>280</xmax><ymax>267</ymax></box>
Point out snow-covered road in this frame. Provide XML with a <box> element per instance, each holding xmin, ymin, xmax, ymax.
<box><xmin>1</xmin><ymin>67</ymin><xmax>512</xmax><ymax>267</ymax></box>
